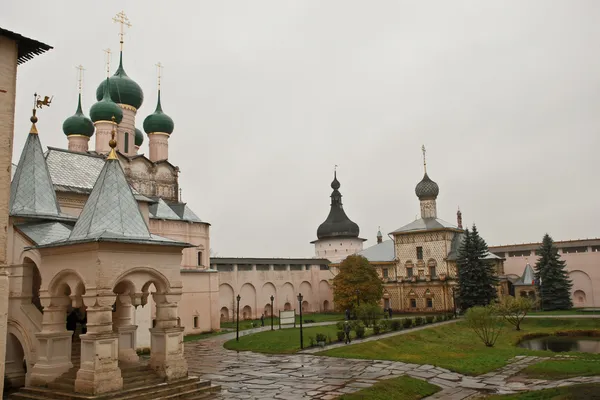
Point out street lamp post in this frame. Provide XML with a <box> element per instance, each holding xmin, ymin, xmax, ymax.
<box><xmin>451</xmin><ymin>287</ymin><xmax>457</xmax><ymax>318</ymax></box>
<box><xmin>236</xmin><ymin>294</ymin><xmax>241</xmax><ymax>341</ymax></box>
<box><xmin>297</xmin><ymin>293</ymin><xmax>304</xmax><ymax>349</ymax></box>
<box><xmin>270</xmin><ymin>294</ymin><xmax>275</xmax><ymax>331</ymax></box>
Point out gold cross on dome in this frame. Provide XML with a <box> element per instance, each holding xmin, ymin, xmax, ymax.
<box><xmin>103</xmin><ymin>48</ymin><xmax>112</xmax><ymax>77</ymax></box>
<box><xmin>113</xmin><ymin>11</ymin><xmax>132</xmax><ymax>50</ymax></box>
<box><xmin>75</xmin><ymin>64</ymin><xmax>85</xmax><ymax>93</ymax></box>
<box><xmin>421</xmin><ymin>145</ymin><xmax>427</xmax><ymax>173</ymax></box>
<box><xmin>156</xmin><ymin>62</ymin><xmax>164</xmax><ymax>89</ymax></box>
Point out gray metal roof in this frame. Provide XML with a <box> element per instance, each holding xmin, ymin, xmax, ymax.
<box><xmin>514</xmin><ymin>263</ymin><xmax>536</xmax><ymax>286</ymax></box>
<box><xmin>168</xmin><ymin>203</ymin><xmax>203</xmax><ymax>223</ymax></box>
<box><xmin>10</xmin><ymin>132</ymin><xmax>62</xmax><ymax>218</ymax></box>
<box><xmin>359</xmin><ymin>240</ymin><xmax>395</xmax><ymax>262</ymax></box>
<box><xmin>11</xmin><ymin>163</ymin><xmax>17</xmax><ymax>181</ymax></box>
<box><xmin>149</xmin><ymin>198</ymin><xmax>181</xmax><ymax>220</ymax></box>
<box><xmin>46</xmin><ymin>148</ymin><xmax>105</xmax><ymax>192</ymax></box>
<box><xmin>69</xmin><ymin>158</ymin><xmax>152</xmax><ymax>241</ymax></box>
<box><xmin>15</xmin><ymin>221</ymin><xmax>72</xmax><ymax>245</ymax></box>
<box><xmin>391</xmin><ymin>217</ymin><xmax>458</xmax><ymax>234</ymax></box>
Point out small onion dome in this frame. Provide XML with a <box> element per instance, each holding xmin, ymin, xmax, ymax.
<box><xmin>331</xmin><ymin>172</ymin><xmax>340</xmax><ymax>190</ymax></box>
<box><xmin>143</xmin><ymin>90</ymin><xmax>174</xmax><ymax>135</ymax></box>
<box><xmin>415</xmin><ymin>172</ymin><xmax>439</xmax><ymax>200</ymax></box>
<box><xmin>134</xmin><ymin>127</ymin><xmax>144</xmax><ymax>146</ymax></box>
<box><xmin>90</xmin><ymin>78</ymin><xmax>124</xmax><ymax>124</ymax></box>
<box><xmin>62</xmin><ymin>94</ymin><xmax>94</xmax><ymax>137</ymax></box>
<box><xmin>96</xmin><ymin>52</ymin><xmax>144</xmax><ymax>110</ymax></box>
<box><xmin>316</xmin><ymin>172</ymin><xmax>360</xmax><ymax>240</ymax></box>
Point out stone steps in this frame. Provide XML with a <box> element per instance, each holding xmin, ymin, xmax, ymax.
<box><xmin>9</xmin><ymin>376</ymin><xmax>220</xmax><ymax>400</ymax></box>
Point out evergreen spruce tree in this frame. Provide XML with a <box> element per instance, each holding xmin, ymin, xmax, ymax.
<box><xmin>457</xmin><ymin>224</ymin><xmax>498</xmax><ymax>310</ymax></box>
<box><xmin>534</xmin><ymin>234</ymin><xmax>573</xmax><ymax>311</ymax></box>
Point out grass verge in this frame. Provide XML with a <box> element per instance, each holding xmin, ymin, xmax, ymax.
<box><xmin>520</xmin><ymin>358</ymin><xmax>600</xmax><ymax>380</ymax></box>
<box><xmin>338</xmin><ymin>375</ymin><xmax>440</xmax><ymax>400</ymax></box>
<box><xmin>318</xmin><ymin>318</ymin><xmax>600</xmax><ymax>375</ymax></box>
<box><xmin>486</xmin><ymin>383</ymin><xmax>600</xmax><ymax>399</ymax></box>
<box><xmin>224</xmin><ymin>325</ymin><xmax>340</xmax><ymax>353</ymax></box>
<box><xmin>183</xmin><ymin>330</ymin><xmax>227</xmax><ymax>342</ymax></box>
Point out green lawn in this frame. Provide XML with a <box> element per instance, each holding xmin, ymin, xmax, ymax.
<box><xmin>338</xmin><ymin>375</ymin><xmax>440</xmax><ymax>400</ymax></box>
<box><xmin>224</xmin><ymin>325</ymin><xmax>341</xmax><ymax>353</ymax></box>
<box><xmin>318</xmin><ymin>318</ymin><xmax>600</xmax><ymax>376</ymax></box>
<box><xmin>220</xmin><ymin>312</ymin><xmax>345</xmax><ymax>332</ymax></box>
<box><xmin>529</xmin><ymin>308</ymin><xmax>600</xmax><ymax>316</ymax></box>
<box><xmin>486</xmin><ymin>383</ymin><xmax>600</xmax><ymax>399</ymax></box>
<box><xmin>520</xmin><ymin>358</ymin><xmax>600</xmax><ymax>380</ymax></box>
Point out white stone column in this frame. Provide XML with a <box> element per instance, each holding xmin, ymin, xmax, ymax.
<box><xmin>67</xmin><ymin>135</ymin><xmax>89</xmax><ymax>153</ymax></box>
<box><xmin>75</xmin><ymin>292</ymin><xmax>122</xmax><ymax>395</ymax></box>
<box><xmin>149</xmin><ymin>292</ymin><xmax>187</xmax><ymax>380</ymax></box>
<box><xmin>29</xmin><ymin>294</ymin><xmax>73</xmax><ymax>386</ymax></box>
<box><xmin>113</xmin><ymin>293</ymin><xmax>139</xmax><ymax>363</ymax></box>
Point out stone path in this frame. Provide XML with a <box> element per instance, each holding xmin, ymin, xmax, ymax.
<box><xmin>185</xmin><ymin>316</ymin><xmax>600</xmax><ymax>399</ymax></box>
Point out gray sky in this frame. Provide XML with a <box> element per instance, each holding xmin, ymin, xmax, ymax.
<box><xmin>4</xmin><ymin>1</ymin><xmax>600</xmax><ymax>257</ymax></box>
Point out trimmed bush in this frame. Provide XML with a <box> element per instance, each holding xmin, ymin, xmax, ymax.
<box><xmin>379</xmin><ymin>319</ymin><xmax>391</xmax><ymax>332</ymax></box>
<box><xmin>415</xmin><ymin>317</ymin><xmax>424</xmax><ymax>326</ymax></box>
<box><xmin>426</xmin><ymin>316</ymin><xmax>435</xmax><ymax>324</ymax></box>
<box><xmin>308</xmin><ymin>336</ymin><xmax>315</xmax><ymax>347</ymax></box>
<box><xmin>336</xmin><ymin>321</ymin><xmax>345</xmax><ymax>330</ymax></box>
<box><xmin>315</xmin><ymin>333</ymin><xmax>327</xmax><ymax>343</ymax></box>
<box><xmin>354</xmin><ymin>322</ymin><xmax>366</xmax><ymax>339</ymax></box>
<box><xmin>391</xmin><ymin>320</ymin><xmax>402</xmax><ymax>331</ymax></box>
<box><xmin>435</xmin><ymin>314</ymin><xmax>444</xmax><ymax>322</ymax></box>
<box><xmin>403</xmin><ymin>318</ymin><xmax>413</xmax><ymax>329</ymax></box>
<box><xmin>373</xmin><ymin>323</ymin><xmax>381</xmax><ymax>335</ymax></box>
<box><xmin>337</xmin><ymin>330</ymin><xmax>345</xmax><ymax>341</ymax></box>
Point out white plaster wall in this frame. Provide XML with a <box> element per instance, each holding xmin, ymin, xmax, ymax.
<box><xmin>314</xmin><ymin>238</ymin><xmax>364</xmax><ymax>264</ymax></box>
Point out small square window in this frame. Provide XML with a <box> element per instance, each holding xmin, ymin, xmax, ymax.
<box><xmin>426</xmin><ymin>298</ymin><xmax>433</xmax><ymax>308</ymax></box>
<box><xmin>383</xmin><ymin>268</ymin><xmax>389</xmax><ymax>278</ymax></box>
<box><xmin>410</xmin><ymin>298</ymin><xmax>417</xmax><ymax>308</ymax></box>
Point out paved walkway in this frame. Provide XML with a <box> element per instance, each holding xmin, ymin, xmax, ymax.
<box><xmin>185</xmin><ymin>316</ymin><xmax>600</xmax><ymax>399</ymax></box>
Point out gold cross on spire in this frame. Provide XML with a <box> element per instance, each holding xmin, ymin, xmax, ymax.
<box><xmin>107</xmin><ymin>115</ymin><xmax>118</xmax><ymax>160</ymax></box>
<box><xmin>75</xmin><ymin>64</ymin><xmax>85</xmax><ymax>93</ymax></box>
<box><xmin>103</xmin><ymin>48</ymin><xmax>112</xmax><ymax>77</ymax></box>
<box><xmin>112</xmin><ymin>11</ymin><xmax>132</xmax><ymax>51</ymax></box>
<box><xmin>421</xmin><ymin>145</ymin><xmax>427</xmax><ymax>174</ymax></box>
<box><xmin>156</xmin><ymin>62</ymin><xmax>164</xmax><ymax>90</ymax></box>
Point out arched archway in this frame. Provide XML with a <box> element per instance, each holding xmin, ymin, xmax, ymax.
<box><xmin>220</xmin><ymin>307</ymin><xmax>230</xmax><ymax>321</ymax></box>
<box><xmin>319</xmin><ymin>280</ymin><xmax>332</xmax><ymax>311</ymax></box>
<box><xmin>569</xmin><ymin>270</ymin><xmax>594</xmax><ymax>307</ymax></box>
<box><xmin>574</xmin><ymin>290</ymin><xmax>586</xmax><ymax>307</ymax></box>
<box><xmin>219</xmin><ymin>283</ymin><xmax>235</xmax><ymax>317</ymax></box>
<box><xmin>302</xmin><ymin>300</ymin><xmax>310</xmax><ymax>313</ymax></box>
<box><xmin>280</xmin><ymin>282</ymin><xmax>294</xmax><ymax>309</ymax></box>
<box><xmin>261</xmin><ymin>282</ymin><xmax>276</xmax><ymax>315</ymax></box>
<box><xmin>299</xmin><ymin>281</ymin><xmax>313</xmax><ymax>313</ymax></box>
<box><xmin>323</xmin><ymin>300</ymin><xmax>330</xmax><ymax>312</ymax></box>
<box><xmin>23</xmin><ymin>257</ymin><xmax>42</xmax><ymax>313</ymax></box>
<box><xmin>240</xmin><ymin>283</ymin><xmax>257</xmax><ymax>319</ymax></box>
<box><xmin>4</xmin><ymin>333</ymin><xmax>26</xmax><ymax>389</ymax></box>
<box><xmin>242</xmin><ymin>305</ymin><xmax>252</xmax><ymax>320</ymax></box>
<box><xmin>284</xmin><ymin>302</ymin><xmax>291</xmax><ymax>311</ymax></box>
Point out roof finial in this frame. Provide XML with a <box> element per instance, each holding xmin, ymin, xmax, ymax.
<box><xmin>457</xmin><ymin>206</ymin><xmax>463</xmax><ymax>229</ymax></box>
<box><xmin>76</xmin><ymin>64</ymin><xmax>85</xmax><ymax>93</ymax></box>
<box><xmin>30</xmin><ymin>93</ymin><xmax>52</xmax><ymax>135</ymax></box>
<box><xmin>156</xmin><ymin>62</ymin><xmax>163</xmax><ymax>90</ymax></box>
<box><xmin>103</xmin><ymin>48</ymin><xmax>112</xmax><ymax>77</ymax></box>
<box><xmin>107</xmin><ymin>116</ymin><xmax>118</xmax><ymax>160</ymax></box>
<box><xmin>421</xmin><ymin>145</ymin><xmax>427</xmax><ymax>174</ymax></box>
<box><xmin>112</xmin><ymin>11</ymin><xmax>131</xmax><ymax>52</ymax></box>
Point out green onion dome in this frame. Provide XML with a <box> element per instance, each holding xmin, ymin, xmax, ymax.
<box><xmin>95</xmin><ymin>52</ymin><xmax>144</xmax><ymax>110</ymax></box>
<box><xmin>90</xmin><ymin>78</ymin><xmax>124</xmax><ymax>124</ymax></box>
<box><xmin>134</xmin><ymin>127</ymin><xmax>144</xmax><ymax>146</ymax></box>
<box><xmin>62</xmin><ymin>94</ymin><xmax>94</xmax><ymax>137</ymax></box>
<box><xmin>143</xmin><ymin>91</ymin><xmax>174</xmax><ymax>135</ymax></box>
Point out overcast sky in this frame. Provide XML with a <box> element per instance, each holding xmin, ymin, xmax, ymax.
<box><xmin>4</xmin><ymin>1</ymin><xmax>599</xmax><ymax>258</ymax></box>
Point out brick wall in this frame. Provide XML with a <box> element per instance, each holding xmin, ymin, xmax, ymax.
<box><xmin>0</xmin><ymin>36</ymin><xmax>18</xmax><ymax>265</ymax></box>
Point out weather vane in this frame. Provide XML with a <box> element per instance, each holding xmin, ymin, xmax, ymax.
<box><xmin>113</xmin><ymin>11</ymin><xmax>132</xmax><ymax>51</ymax></box>
<box><xmin>156</xmin><ymin>62</ymin><xmax>164</xmax><ymax>90</ymax></box>
<box><xmin>34</xmin><ymin>93</ymin><xmax>53</xmax><ymax>109</ymax></box>
<box><xmin>103</xmin><ymin>48</ymin><xmax>112</xmax><ymax>77</ymax></box>
<box><xmin>421</xmin><ymin>145</ymin><xmax>427</xmax><ymax>173</ymax></box>
<box><xmin>75</xmin><ymin>64</ymin><xmax>85</xmax><ymax>93</ymax></box>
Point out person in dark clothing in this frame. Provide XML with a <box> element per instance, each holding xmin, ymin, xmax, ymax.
<box><xmin>345</xmin><ymin>309</ymin><xmax>350</xmax><ymax>320</ymax></box>
<box><xmin>388</xmin><ymin>308</ymin><xmax>393</xmax><ymax>319</ymax></box>
<box><xmin>344</xmin><ymin>322</ymin><xmax>352</xmax><ymax>344</ymax></box>
<box><xmin>260</xmin><ymin>314</ymin><xmax>265</xmax><ymax>327</ymax></box>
